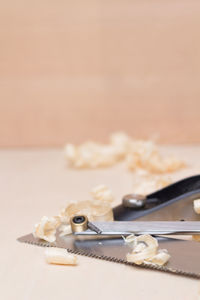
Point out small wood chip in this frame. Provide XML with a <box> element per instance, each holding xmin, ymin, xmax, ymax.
<box><xmin>45</xmin><ymin>248</ymin><xmax>77</xmax><ymax>265</ymax></box>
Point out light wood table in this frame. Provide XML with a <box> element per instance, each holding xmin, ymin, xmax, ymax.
<box><xmin>1</xmin><ymin>146</ymin><xmax>200</xmax><ymax>300</ymax></box>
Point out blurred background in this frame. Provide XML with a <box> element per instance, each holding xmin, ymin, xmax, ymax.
<box><xmin>0</xmin><ymin>0</ymin><xmax>200</xmax><ymax>147</ymax></box>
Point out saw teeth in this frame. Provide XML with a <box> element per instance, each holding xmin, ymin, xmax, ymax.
<box><xmin>17</xmin><ymin>234</ymin><xmax>200</xmax><ymax>279</ymax></box>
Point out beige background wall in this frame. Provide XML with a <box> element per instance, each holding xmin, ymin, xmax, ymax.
<box><xmin>0</xmin><ymin>0</ymin><xmax>200</xmax><ymax>147</ymax></box>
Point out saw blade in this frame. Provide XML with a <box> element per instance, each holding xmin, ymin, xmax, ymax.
<box><xmin>17</xmin><ymin>233</ymin><xmax>200</xmax><ymax>279</ymax></box>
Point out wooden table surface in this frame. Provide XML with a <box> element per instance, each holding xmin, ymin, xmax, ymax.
<box><xmin>1</xmin><ymin>146</ymin><xmax>200</xmax><ymax>300</ymax></box>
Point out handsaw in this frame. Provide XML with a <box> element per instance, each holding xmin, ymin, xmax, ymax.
<box><xmin>18</xmin><ymin>175</ymin><xmax>200</xmax><ymax>279</ymax></box>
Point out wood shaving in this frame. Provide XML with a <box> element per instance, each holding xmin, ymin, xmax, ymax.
<box><xmin>193</xmin><ymin>199</ymin><xmax>200</xmax><ymax>214</ymax></box>
<box><xmin>125</xmin><ymin>234</ymin><xmax>170</xmax><ymax>266</ymax></box>
<box><xmin>65</xmin><ymin>142</ymin><xmax>120</xmax><ymax>168</ymax></box>
<box><xmin>126</xmin><ymin>235</ymin><xmax>158</xmax><ymax>264</ymax></box>
<box><xmin>64</xmin><ymin>132</ymin><xmax>185</xmax><ymax>174</ymax></box>
<box><xmin>127</xmin><ymin>149</ymin><xmax>184</xmax><ymax>174</ymax></box>
<box><xmin>34</xmin><ymin>216</ymin><xmax>61</xmax><ymax>243</ymax></box>
<box><xmin>192</xmin><ymin>235</ymin><xmax>200</xmax><ymax>242</ymax></box>
<box><xmin>62</xmin><ymin>200</ymin><xmax>113</xmax><ymax>222</ymax></box>
<box><xmin>45</xmin><ymin>248</ymin><xmax>77</xmax><ymax>265</ymax></box>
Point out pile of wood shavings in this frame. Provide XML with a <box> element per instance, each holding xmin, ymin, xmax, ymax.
<box><xmin>64</xmin><ymin>132</ymin><xmax>185</xmax><ymax>173</ymax></box>
<box><xmin>35</xmin><ymin>133</ymin><xmax>187</xmax><ymax>266</ymax></box>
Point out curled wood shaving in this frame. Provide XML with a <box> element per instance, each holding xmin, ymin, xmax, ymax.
<box><xmin>62</xmin><ymin>200</ymin><xmax>113</xmax><ymax>222</ymax></box>
<box><xmin>193</xmin><ymin>199</ymin><xmax>200</xmax><ymax>214</ymax></box>
<box><xmin>125</xmin><ymin>234</ymin><xmax>170</xmax><ymax>266</ymax></box>
<box><xmin>126</xmin><ymin>235</ymin><xmax>158</xmax><ymax>265</ymax></box>
<box><xmin>34</xmin><ymin>216</ymin><xmax>61</xmax><ymax>243</ymax></box>
<box><xmin>65</xmin><ymin>142</ymin><xmax>120</xmax><ymax>168</ymax></box>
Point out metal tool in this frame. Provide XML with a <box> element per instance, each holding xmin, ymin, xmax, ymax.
<box><xmin>70</xmin><ymin>215</ymin><xmax>200</xmax><ymax>236</ymax></box>
<box><xmin>18</xmin><ymin>231</ymin><xmax>200</xmax><ymax>279</ymax></box>
<box><xmin>17</xmin><ymin>175</ymin><xmax>200</xmax><ymax>279</ymax></box>
<box><xmin>114</xmin><ymin>175</ymin><xmax>200</xmax><ymax>221</ymax></box>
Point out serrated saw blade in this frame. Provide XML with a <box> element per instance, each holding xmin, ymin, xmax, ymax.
<box><xmin>17</xmin><ymin>233</ymin><xmax>200</xmax><ymax>279</ymax></box>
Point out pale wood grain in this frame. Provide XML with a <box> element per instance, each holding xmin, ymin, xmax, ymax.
<box><xmin>0</xmin><ymin>0</ymin><xmax>200</xmax><ymax>146</ymax></box>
